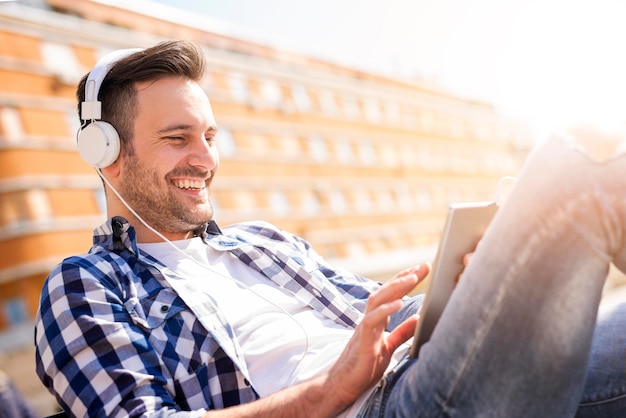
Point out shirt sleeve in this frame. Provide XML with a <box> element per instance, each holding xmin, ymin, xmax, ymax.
<box><xmin>34</xmin><ymin>257</ymin><xmax>207</xmax><ymax>418</ymax></box>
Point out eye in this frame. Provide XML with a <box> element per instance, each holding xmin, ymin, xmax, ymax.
<box><xmin>166</xmin><ymin>136</ymin><xmax>185</xmax><ymax>142</ymax></box>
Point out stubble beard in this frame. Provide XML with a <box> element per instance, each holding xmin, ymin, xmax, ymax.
<box><xmin>117</xmin><ymin>156</ymin><xmax>214</xmax><ymax>236</ymax></box>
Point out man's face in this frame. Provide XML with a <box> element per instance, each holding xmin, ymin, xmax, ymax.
<box><xmin>116</xmin><ymin>76</ymin><xmax>219</xmax><ymax>239</ymax></box>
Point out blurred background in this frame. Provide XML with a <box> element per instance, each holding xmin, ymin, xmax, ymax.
<box><xmin>0</xmin><ymin>0</ymin><xmax>624</xmax><ymax>415</ymax></box>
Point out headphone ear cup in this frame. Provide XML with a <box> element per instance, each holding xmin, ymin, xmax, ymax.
<box><xmin>76</xmin><ymin>121</ymin><xmax>121</xmax><ymax>168</ymax></box>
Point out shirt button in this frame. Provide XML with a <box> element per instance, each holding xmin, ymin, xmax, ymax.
<box><xmin>160</xmin><ymin>305</ymin><xmax>170</xmax><ymax>313</ymax></box>
<box><xmin>244</xmin><ymin>378</ymin><xmax>251</xmax><ymax>386</ymax></box>
<box><xmin>311</xmin><ymin>289</ymin><xmax>322</xmax><ymax>298</ymax></box>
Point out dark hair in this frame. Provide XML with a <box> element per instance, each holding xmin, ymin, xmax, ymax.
<box><xmin>76</xmin><ymin>40</ymin><xmax>206</xmax><ymax>156</ymax></box>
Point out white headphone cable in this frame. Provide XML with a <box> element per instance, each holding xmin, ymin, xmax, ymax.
<box><xmin>96</xmin><ymin>168</ymin><xmax>311</xmax><ymax>371</ymax></box>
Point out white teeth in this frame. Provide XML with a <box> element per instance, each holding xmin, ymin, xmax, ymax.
<box><xmin>174</xmin><ymin>179</ymin><xmax>206</xmax><ymax>190</ymax></box>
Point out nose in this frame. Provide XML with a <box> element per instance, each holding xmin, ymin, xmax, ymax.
<box><xmin>188</xmin><ymin>135</ymin><xmax>219</xmax><ymax>173</ymax></box>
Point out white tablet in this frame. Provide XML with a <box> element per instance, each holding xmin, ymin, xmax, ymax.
<box><xmin>409</xmin><ymin>201</ymin><xmax>498</xmax><ymax>359</ymax></box>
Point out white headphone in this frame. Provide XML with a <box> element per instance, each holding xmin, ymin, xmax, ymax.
<box><xmin>76</xmin><ymin>48</ymin><xmax>143</xmax><ymax>168</ymax></box>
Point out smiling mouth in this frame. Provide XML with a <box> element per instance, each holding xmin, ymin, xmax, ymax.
<box><xmin>170</xmin><ymin>170</ymin><xmax>213</xmax><ymax>191</ymax></box>
<box><xmin>173</xmin><ymin>179</ymin><xmax>206</xmax><ymax>190</ymax></box>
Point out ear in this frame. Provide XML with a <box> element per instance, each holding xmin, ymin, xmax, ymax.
<box><xmin>100</xmin><ymin>155</ymin><xmax>122</xmax><ymax>179</ymax></box>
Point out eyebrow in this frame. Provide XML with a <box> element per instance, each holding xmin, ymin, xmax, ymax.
<box><xmin>156</xmin><ymin>124</ymin><xmax>218</xmax><ymax>136</ymax></box>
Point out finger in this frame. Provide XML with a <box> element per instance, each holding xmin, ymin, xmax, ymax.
<box><xmin>361</xmin><ymin>299</ymin><xmax>404</xmax><ymax>334</ymax></box>
<box><xmin>395</xmin><ymin>263</ymin><xmax>430</xmax><ymax>284</ymax></box>
<box><xmin>386</xmin><ymin>315</ymin><xmax>419</xmax><ymax>352</ymax></box>
<box><xmin>367</xmin><ymin>275</ymin><xmax>417</xmax><ymax>314</ymax></box>
<box><xmin>463</xmin><ymin>252</ymin><xmax>474</xmax><ymax>267</ymax></box>
<box><xmin>416</xmin><ymin>263</ymin><xmax>430</xmax><ymax>282</ymax></box>
<box><xmin>366</xmin><ymin>266</ymin><xmax>427</xmax><ymax>314</ymax></box>
<box><xmin>380</xmin><ymin>263</ymin><xmax>429</xmax><ymax>296</ymax></box>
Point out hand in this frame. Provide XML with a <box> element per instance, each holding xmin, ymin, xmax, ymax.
<box><xmin>456</xmin><ymin>251</ymin><xmax>474</xmax><ymax>285</ymax></box>
<box><xmin>325</xmin><ymin>264</ymin><xmax>430</xmax><ymax>406</ymax></box>
<box><xmin>456</xmin><ymin>236</ymin><xmax>483</xmax><ymax>285</ymax></box>
<box><xmin>203</xmin><ymin>265</ymin><xmax>429</xmax><ymax>418</ymax></box>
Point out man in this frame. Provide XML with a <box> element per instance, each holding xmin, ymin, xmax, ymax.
<box><xmin>35</xmin><ymin>40</ymin><xmax>626</xmax><ymax>417</ymax></box>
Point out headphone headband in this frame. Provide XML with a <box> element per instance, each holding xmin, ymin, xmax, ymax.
<box><xmin>81</xmin><ymin>48</ymin><xmax>143</xmax><ymax>121</ymax></box>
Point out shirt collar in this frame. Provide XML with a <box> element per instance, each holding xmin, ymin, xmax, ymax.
<box><xmin>93</xmin><ymin>216</ymin><xmax>223</xmax><ymax>254</ymax></box>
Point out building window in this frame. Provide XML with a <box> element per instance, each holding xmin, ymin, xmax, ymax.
<box><xmin>357</xmin><ymin>140</ymin><xmax>377</xmax><ymax>165</ymax></box>
<box><xmin>41</xmin><ymin>42</ymin><xmax>82</xmax><ymax>84</ymax></box>
<box><xmin>375</xmin><ymin>189</ymin><xmax>394</xmax><ymax>212</ymax></box>
<box><xmin>399</xmin><ymin>144</ymin><xmax>416</xmax><ymax>168</ymax></box>
<box><xmin>307</xmin><ymin>134</ymin><xmax>328</xmax><ymax>162</ymax></box>
<box><xmin>94</xmin><ymin>189</ymin><xmax>106</xmax><ymax>216</ymax></box>
<box><xmin>216</xmin><ymin>127</ymin><xmax>237</xmax><ymax>157</ymax></box>
<box><xmin>318</xmin><ymin>89</ymin><xmax>338</xmax><ymax>116</ymax></box>
<box><xmin>25</xmin><ymin>189</ymin><xmax>53</xmax><ymax>221</ymax></box>
<box><xmin>200</xmin><ymin>73</ymin><xmax>215</xmax><ymax>93</ymax></box>
<box><xmin>299</xmin><ymin>191</ymin><xmax>321</xmax><ymax>216</ymax></box>
<box><xmin>394</xmin><ymin>185</ymin><xmax>414</xmax><ymax>211</ymax></box>
<box><xmin>352</xmin><ymin>189</ymin><xmax>371</xmax><ymax>213</ymax></box>
<box><xmin>415</xmin><ymin>188</ymin><xmax>432</xmax><ymax>210</ymax></box>
<box><xmin>341</xmin><ymin>96</ymin><xmax>360</xmax><ymax>119</ymax></box>
<box><xmin>3</xmin><ymin>297</ymin><xmax>28</xmax><ymax>325</ymax></box>
<box><xmin>383</xmin><ymin>100</ymin><xmax>400</xmax><ymax>124</ymax></box>
<box><xmin>268</xmin><ymin>190</ymin><xmax>290</xmax><ymax>216</ymax></box>
<box><xmin>228</xmin><ymin>72</ymin><xmax>250</xmax><ymax>103</ymax></box>
<box><xmin>328</xmin><ymin>190</ymin><xmax>348</xmax><ymax>214</ymax></box>
<box><xmin>364</xmin><ymin>97</ymin><xmax>382</xmax><ymax>123</ymax></box>
<box><xmin>334</xmin><ymin>138</ymin><xmax>354</xmax><ymax>164</ymax></box>
<box><xmin>260</xmin><ymin>79</ymin><xmax>282</xmax><ymax>108</ymax></box>
<box><xmin>0</xmin><ymin>107</ymin><xmax>24</xmax><ymax>145</ymax></box>
<box><xmin>291</xmin><ymin>83</ymin><xmax>312</xmax><ymax>112</ymax></box>
<box><xmin>416</xmin><ymin>147</ymin><xmax>432</xmax><ymax>170</ymax></box>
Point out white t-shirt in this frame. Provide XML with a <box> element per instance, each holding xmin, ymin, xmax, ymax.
<box><xmin>139</xmin><ymin>238</ymin><xmax>409</xmax><ymax>417</ymax></box>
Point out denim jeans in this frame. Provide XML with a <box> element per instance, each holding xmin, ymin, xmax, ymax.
<box><xmin>362</xmin><ymin>135</ymin><xmax>626</xmax><ymax>417</ymax></box>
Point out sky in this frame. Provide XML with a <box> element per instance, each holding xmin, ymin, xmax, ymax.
<box><xmin>145</xmin><ymin>0</ymin><xmax>626</xmax><ymax>138</ymax></box>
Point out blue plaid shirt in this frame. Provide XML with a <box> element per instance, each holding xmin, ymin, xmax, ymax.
<box><xmin>34</xmin><ymin>217</ymin><xmax>396</xmax><ymax>417</ymax></box>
